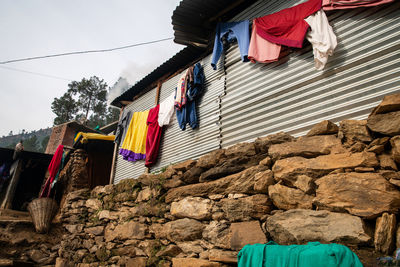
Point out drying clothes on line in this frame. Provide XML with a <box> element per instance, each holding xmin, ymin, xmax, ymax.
<box><xmin>40</xmin><ymin>144</ymin><xmax>64</xmax><ymax>198</ymax></box>
<box><xmin>176</xmin><ymin>63</ymin><xmax>204</xmax><ymax>130</ymax></box>
<box><xmin>175</xmin><ymin>70</ymin><xmax>189</xmax><ymax>110</ymax></box>
<box><xmin>238</xmin><ymin>241</ymin><xmax>363</xmax><ymax>267</ymax></box>
<box><xmin>158</xmin><ymin>92</ymin><xmax>175</xmax><ymax>127</ymax></box>
<box><xmin>211</xmin><ymin>20</ymin><xmax>250</xmax><ymax>70</ymax></box>
<box><xmin>248</xmin><ymin>20</ymin><xmax>282</xmax><ymax>63</ymax></box>
<box><xmin>322</xmin><ymin>0</ymin><xmax>394</xmax><ymax>10</ymax></box>
<box><xmin>120</xmin><ymin>110</ymin><xmax>149</xmax><ymax>162</ymax></box>
<box><xmin>254</xmin><ymin>0</ymin><xmax>321</xmax><ymax>48</ymax></box>
<box><xmin>305</xmin><ymin>9</ymin><xmax>337</xmax><ymax>70</ymax></box>
<box><xmin>145</xmin><ymin>105</ymin><xmax>162</xmax><ymax>167</ymax></box>
<box><xmin>115</xmin><ymin>109</ymin><xmax>132</xmax><ymax>146</ymax></box>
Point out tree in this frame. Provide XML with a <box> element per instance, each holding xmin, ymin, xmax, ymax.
<box><xmin>68</xmin><ymin>76</ymin><xmax>107</xmax><ymax>124</ymax></box>
<box><xmin>51</xmin><ymin>92</ymin><xmax>78</xmax><ymax>125</ymax></box>
<box><xmin>105</xmin><ymin>107</ymin><xmax>120</xmax><ymax>125</ymax></box>
<box><xmin>40</xmin><ymin>135</ymin><xmax>50</xmax><ymax>153</ymax></box>
<box><xmin>24</xmin><ymin>135</ymin><xmax>39</xmax><ymax>152</ymax></box>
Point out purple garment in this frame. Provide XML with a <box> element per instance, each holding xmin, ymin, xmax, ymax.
<box><xmin>119</xmin><ymin>149</ymin><xmax>146</xmax><ymax>162</ymax></box>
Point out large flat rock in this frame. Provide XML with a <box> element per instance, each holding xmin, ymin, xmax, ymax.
<box><xmin>268</xmin><ymin>135</ymin><xmax>343</xmax><ymax>159</ymax></box>
<box><xmin>314</xmin><ymin>172</ymin><xmax>400</xmax><ymax>219</ymax></box>
<box><xmin>272</xmin><ymin>152</ymin><xmax>378</xmax><ymax>185</ymax></box>
<box><xmin>164</xmin><ymin>218</ymin><xmax>204</xmax><ymax>242</ymax></box>
<box><xmin>219</xmin><ymin>194</ymin><xmax>273</xmax><ymax>221</ymax></box>
<box><xmin>267</xmin><ymin>209</ymin><xmax>371</xmax><ymax>245</ymax></box>
<box><xmin>166</xmin><ymin>165</ymin><xmax>268</xmax><ymax>203</ymax></box>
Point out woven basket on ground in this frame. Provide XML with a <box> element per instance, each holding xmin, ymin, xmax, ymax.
<box><xmin>27</xmin><ymin>198</ymin><xmax>58</xmax><ymax>233</ymax></box>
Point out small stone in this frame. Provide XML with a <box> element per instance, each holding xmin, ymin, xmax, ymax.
<box><xmin>349</xmin><ymin>142</ymin><xmax>367</xmax><ymax>153</ymax></box>
<box><xmin>293</xmin><ymin>175</ymin><xmax>314</xmax><ymax>194</ymax></box>
<box><xmin>209</xmin><ymin>194</ymin><xmax>225</xmax><ymax>200</ymax></box>
<box><xmin>85</xmin><ymin>226</ymin><xmax>104</xmax><ymax>236</ymax></box>
<box><xmin>170</xmin><ymin>197</ymin><xmax>212</xmax><ymax>220</ymax></box>
<box><xmin>229</xmin><ymin>221</ymin><xmax>267</xmax><ymax>251</ymax></box>
<box><xmin>259</xmin><ymin>157</ymin><xmax>272</xmax><ymax>167</ymax></box>
<box><xmin>354</xmin><ymin>167</ymin><xmax>375</xmax><ymax>173</ymax></box>
<box><xmin>208</xmin><ymin>249</ymin><xmax>238</xmax><ymax>264</ymax></box>
<box><xmin>254</xmin><ymin>169</ymin><xmax>275</xmax><ymax>193</ymax></box>
<box><xmin>338</xmin><ymin>120</ymin><xmax>372</xmax><ymax>145</ymax></box>
<box><xmin>85</xmin><ymin>199</ymin><xmax>102</xmax><ymax>210</ymax></box>
<box><xmin>228</xmin><ymin>193</ymin><xmax>248</xmax><ymax>199</ymax></box>
<box><xmin>268</xmin><ymin>183</ymin><xmax>313</xmax><ymax>210</ymax></box>
<box><xmin>306</xmin><ymin>120</ymin><xmax>339</xmax><ymax>136</ymax></box>
<box><xmin>375</xmin><ymin>213</ymin><xmax>396</xmax><ymax>254</ymax></box>
<box><xmin>379</xmin><ymin>154</ymin><xmax>398</xmax><ymax>170</ymax></box>
<box><xmin>368</xmin><ymin>112</ymin><xmax>400</xmax><ymax>136</ymax></box>
<box><xmin>156</xmin><ymin>245</ymin><xmax>182</xmax><ymax>257</ymax></box>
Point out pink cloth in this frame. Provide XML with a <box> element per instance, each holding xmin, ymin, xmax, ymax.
<box><xmin>255</xmin><ymin>0</ymin><xmax>322</xmax><ymax>48</ymax></box>
<box><xmin>248</xmin><ymin>21</ymin><xmax>281</xmax><ymax>63</ymax></box>
<box><xmin>322</xmin><ymin>0</ymin><xmax>394</xmax><ymax>10</ymax></box>
<box><xmin>40</xmin><ymin>144</ymin><xmax>64</xmax><ymax>198</ymax></box>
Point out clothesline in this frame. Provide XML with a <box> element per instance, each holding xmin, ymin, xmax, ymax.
<box><xmin>116</xmin><ymin>63</ymin><xmax>204</xmax><ymax>167</ymax></box>
<box><xmin>211</xmin><ymin>0</ymin><xmax>393</xmax><ymax>71</ymax></box>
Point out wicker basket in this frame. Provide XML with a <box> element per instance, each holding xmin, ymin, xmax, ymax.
<box><xmin>27</xmin><ymin>198</ymin><xmax>58</xmax><ymax>233</ymax></box>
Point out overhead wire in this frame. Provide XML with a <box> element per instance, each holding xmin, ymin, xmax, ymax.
<box><xmin>0</xmin><ymin>65</ymin><xmax>73</xmax><ymax>81</ymax></box>
<box><xmin>0</xmin><ymin>37</ymin><xmax>174</xmax><ymax>64</ymax></box>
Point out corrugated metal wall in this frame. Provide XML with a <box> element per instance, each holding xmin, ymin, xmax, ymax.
<box><xmin>151</xmin><ymin>54</ymin><xmax>225</xmax><ymax>172</ymax></box>
<box><xmin>221</xmin><ymin>0</ymin><xmax>400</xmax><ymax>147</ymax></box>
<box><xmin>113</xmin><ymin>87</ymin><xmax>157</xmax><ymax>184</ymax></box>
<box><xmin>113</xmin><ymin>54</ymin><xmax>224</xmax><ymax>183</ymax></box>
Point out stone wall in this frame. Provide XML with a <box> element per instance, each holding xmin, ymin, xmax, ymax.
<box><xmin>57</xmin><ymin>94</ymin><xmax>400</xmax><ymax>267</ymax></box>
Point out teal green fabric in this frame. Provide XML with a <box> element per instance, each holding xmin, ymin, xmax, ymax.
<box><xmin>238</xmin><ymin>241</ymin><xmax>363</xmax><ymax>267</ymax></box>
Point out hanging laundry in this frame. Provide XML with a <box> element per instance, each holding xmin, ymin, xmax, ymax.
<box><xmin>211</xmin><ymin>21</ymin><xmax>250</xmax><ymax>70</ymax></box>
<box><xmin>40</xmin><ymin>144</ymin><xmax>64</xmax><ymax>198</ymax></box>
<box><xmin>322</xmin><ymin>0</ymin><xmax>394</xmax><ymax>10</ymax></box>
<box><xmin>145</xmin><ymin>105</ymin><xmax>162</xmax><ymax>167</ymax></box>
<box><xmin>238</xmin><ymin>241</ymin><xmax>363</xmax><ymax>267</ymax></box>
<box><xmin>119</xmin><ymin>110</ymin><xmax>149</xmax><ymax>162</ymax></box>
<box><xmin>305</xmin><ymin>9</ymin><xmax>337</xmax><ymax>70</ymax></box>
<box><xmin>115</xmin><ymin>109</ymin><xmax>132</xmax><ymax>146</ymax></box>
<box><xmin>158</xmin><ymin>92</ymin><xmax>175</xmax><ymax>127</ymax></box>
<box><xmin>175</xmin><ymin>70</ymin><xmax>189</xmax><ymax>110</ymax></box>
<box><xmin>254</xmin><ymin>0</ymin><xmax>321</xmax><ymax>48</ymax></box>
<box><xmin>248</xmin><ymin>20</ymin><xmax>282</xmax><ymax>63</ymax></box>
<box><xmin>176</xmin><ymin>63</ymin><xmax>204</xmax><ymax>130</ymax></box>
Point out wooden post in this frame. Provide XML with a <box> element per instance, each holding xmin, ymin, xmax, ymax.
<box><xmin>108</xmin><ymin>107</ymin><xmax>124</xmax><ymax>185</ymax></box>
<box><xmin>1</xmin><ymin>159</ymin><xmax>23</xmax><ymax>209</ymax></box>
<box><xmin>155</xmin><ymin>81</ymin><xmax>162</xmax><ymax>106</ymax></box>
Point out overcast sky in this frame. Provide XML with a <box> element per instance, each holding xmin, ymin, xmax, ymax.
<box><xmin>0</xmin><ymin>0</ymin><xmax>184</xmax><ymax>137</ymax></box>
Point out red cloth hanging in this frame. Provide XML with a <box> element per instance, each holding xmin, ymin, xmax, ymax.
<box><xmin>145</xmin><ymin>105</ymin><xmax>163</xmax><ymax>167</ymax></box>
<box><xmin>40</xmin><ymin>144</ymin><xmax>64</xmax><ymax>198</ymax></box>
<box><xmin>254</xmin><ymin>0</ymin><xmax>322</xmax><ymax>48</ymax></box>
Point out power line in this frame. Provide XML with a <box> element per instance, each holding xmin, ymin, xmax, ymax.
<box><xmin>0</xmin><ymin>37</ymin><xmax>174</xmax><ymax>65</ymax></box>
<box><xmin>0</xmin><ymin>65</ymin><xmax>73</xmax><ymax>81</ymax></box>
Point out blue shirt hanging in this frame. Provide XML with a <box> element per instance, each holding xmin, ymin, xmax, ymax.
<box><xmin>211</xmin><ymin>21</ymin><xmax>250</xmax><ymax>70</ymax></box>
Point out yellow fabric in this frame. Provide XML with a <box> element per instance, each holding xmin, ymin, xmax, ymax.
<box><xmin>120</xmin><ymin>110</ymin><xmax>149</xmax><ymax>155</ymax></box>
<box><xmin>74</xmin><ymin>132</ymin><xmax>115</xmax><ymax>144</ymax></box>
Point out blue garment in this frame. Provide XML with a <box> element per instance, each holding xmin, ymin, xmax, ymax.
<box><xmin>211</xmin><ymin>21</ymin><xmax>250</xmax><ymax>70</ymax></box>
<box><xmin>176</xmin><ymin>63</ymin><xmax>204</xmax><ymax>130</ymax></box>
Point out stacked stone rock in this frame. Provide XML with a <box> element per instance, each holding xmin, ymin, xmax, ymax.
<box><xmin>57</xmin><ymin>93</ymin><xmax>400</xmax><ymax>266</ymax></box>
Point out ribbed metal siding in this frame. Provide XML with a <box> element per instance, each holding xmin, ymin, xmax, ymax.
<box><xmin>151</xmin><ymin>54</ymin><xmax>225</xmax><ymax>172</ymax></box>
<box><xmin>221</xmin><ymin>0</ymin><xmax>400</xmax><ymax>147</ymax></box>
<box><xmin>113</xmin><ymin>88</ymin><xmax>157</xmax><ymax>184</ymax></box>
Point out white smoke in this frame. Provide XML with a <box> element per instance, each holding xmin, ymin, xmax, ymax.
<box><xmin>107</xmin><ymin>77</ymin><xmax>131</xmax><ymax>105</ymax></box>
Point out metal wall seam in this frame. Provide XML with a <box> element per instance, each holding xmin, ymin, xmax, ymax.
<box><xmin>151</xmin><ymin>53</ymin><xmax>225</xmax><ymax>173</ymax></box>
<box><xmin>113</xmin><ymin>87</ymin><xmax>157</xmax><ymax>184</ymax></box>
<box><xmin>221</xmin><ymin>1</ymin><xmax>400</xmax><ymax>147</ymax></box>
